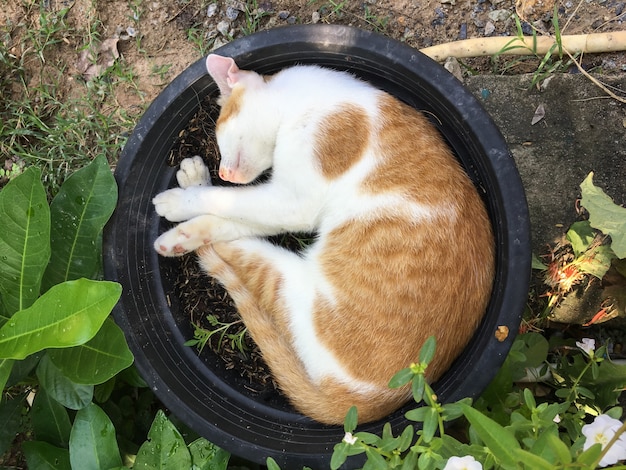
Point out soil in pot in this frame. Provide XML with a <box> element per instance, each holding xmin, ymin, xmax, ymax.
<box><xmin>160</xmin><ymin>94</ymin><xmax>317</xmax><ymax>405</ymax></box>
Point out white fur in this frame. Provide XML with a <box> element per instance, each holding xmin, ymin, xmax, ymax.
<box><xmin>153</xmin><ymin>56</ymin><xmax>449</xmax><ymax>389</ymax></box>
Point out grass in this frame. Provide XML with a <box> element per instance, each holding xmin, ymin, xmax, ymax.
<box><xmin>489</xmin><ymin>6</ymin><xmax>580</xmax><ymax>87</ymax></box>
<box><xmin>0</xmin><ymin>3</ymin><xmax>140</xmax><ymax>196</ymax></box>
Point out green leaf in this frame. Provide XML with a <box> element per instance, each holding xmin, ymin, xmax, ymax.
<box><xmin>532</xmin><ymin>253</ymin><xmax>548</xmax><ymax>270</ymax></box>
<box><xmin>567</xmin><ymin>220</ymin><xmax>595</xmax><ymax>257</ymax></box>
<box><xmin>388</xmin><ymin>367</ymin><xmax>414</xmax><ymax>388</ymax></box>
<box><xmin>580</xmin><ymin>172</ymin><xmax>626</xmax><ymax>258</ymax></box>
<box><xmin>405</xmin><ymin>406</ymin><xmax>429</xmax><ymax>422</ymax></box>
<box><xmin>330</xmin><ymin>442</ymin><xmax>349</xmax><ymax>470</ymax></box>
<box><xmin>0</xmin><ymin>166</ymin><xmax>51</xmax><ymax>318</ymax></box>
<box><xmin>31</xmin><ymin>387</ymin><xmax>71</xmax><ymax>447</ymax></box>
<box><xmin>576</xmin><ymin>442</ymin><xmax>603</xmax><ymax>466</ymax></box>
<box><xmin>421</xmin><ymin>407</ymin><xmax>439</xmax><ymax>443</ymax></box>
<box><xmin>0</xmin><ymin>278</ymin><xmax>122</xmax><ymax>359</ymax></box>
<box><xmin>398</xmin><ymin>425</ymin><xmax>415</xmax><ymax>452</ymax></box>
<box><xmin>22</xmin><ymin>441</ymin><xmax>71</xmax><ymax>470</ymax></box>
<box><xmin>523</xmin><ymin>387</ymin><xmax>536</xmax><ymax>410</ymax></box>
<box><xmin>419</xmin><ymin>336</ymin><xmax>437</xmax><ymax>364</ymax></box>
<box><xmin>189</xmin><ymin>438</ymin><xmax>230</xmax><ymax>470</ymax></box>
<box><xmin>344</xmin><ymin>405</ymin><xmax>358</xmax><ymax>433</ymax></box>
<box><xmin>36</xmin><ymin>354</ymin><xmax>93</xmax><ymax>410</ymax></box>
<box><xmin>48</xmin><ymin>317</ymin><xmax>133</xmax><ymax>385</ymax></box>
<box><xmin>461</xmin><ymin>403</ymin><xmax>520</xmax><ymax>469</ymax></box>
<box><xmin>364</xmin><ymin>446</ymin><xmax>388</xmax><ymax>470</ymax></box>
<box><xmin>42</xmin><ymin>155</ymin><xmax>117</xmax><ymax>291</ymax></box>
<box><xmin>0</xmin><ymin>358</ymin><xmax>13</xmax><ymax>393</ymax></box>
<box><xmin>0</xmin><ymin>394</ymin><xmax>25</xmax><ymax>456</ymax></box>
<box><xmin>69</xmin><ymin>403</ymin><xmax>122</xmax><ymax>470</ymax></box>
<box><xmin>265</xmin><ymin>457</ymin><xmax>282</xmax><ymax>470</ymax></box>
<box><xmin>412</xmin><ymin>373</ymin><xmax>426</xmax><ymax>403</ymax></box>
<box><xmin>513</xmin><ymin>448</ymin><xmax>554</xmax><ymax>470</ymax></box>
<box><xmin>134</xmin><ymin>410</ymin><xmax>192</xmax><ymax>469</ymax></box>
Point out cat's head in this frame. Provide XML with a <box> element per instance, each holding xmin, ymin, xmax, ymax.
<box><xmin>206</xmin><ymin>54</ymin><xmax>276</xmax><ymax>184</ymax></box>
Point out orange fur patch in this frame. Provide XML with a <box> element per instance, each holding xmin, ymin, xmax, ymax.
<box><xmin>216</xmin><ymin>86</ymin><xmax>244</xmax><ymax>128</ymax></box>
<box><xmin>363</xmin><ymin>95</ymin><xmax>469</xmax><ymax>205</ymax></box>
<box><xmin>314</xmin><ymin>104</ymin><xmax>370</xmax><ymax>179</ymax></box>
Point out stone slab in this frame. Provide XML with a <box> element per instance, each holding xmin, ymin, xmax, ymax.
<box><xmin>464</xmin><ymin>73</ymin><xmax>626</xmax><ymax>253</ymax></box>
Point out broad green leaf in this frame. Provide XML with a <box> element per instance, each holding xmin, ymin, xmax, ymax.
<box><xmin>22</xmin><ymin>441</ymin><xmax>71</xmax><ymax>470</ymax></box>
<box><xmin>36</xmin><ymin>354</ymin><xmax>93</xmax><ymax>410</ymax></box>
<box><xmin>461</xmin><ymin>403</ymin><xmax>520</xmax><ymax>469</ymax></box>
<box><xmin>94</xmin><ymin>376</ymin><xmax>116</xmax><ymax>403</ymax></box>
<box><xmin>134</xmin><ymin>410</ymin><xmax>192</xmax><ymax>469</ymax></box>
<box><xmin>42</xmin><ymin>155</ymin><xmax>117</xmax><ymax>291</ymax></box>
<box><xmin>0</xmin><ymin>358</ymin><xmax>13</xmax><ymax>394</ymax></box>
<box><xmin>0</xmin><ymin>393</ymin><xmax>25</xmax><ymax>455</ymax></box>
<box><xmin>580</xmin><ymin>172</ymin><xmax>626</xmax><ymax>258</ymax></box>
<box><xmin>188</xmin><ymin>438</ymin><xmax>230</xmax><ymax>470</ymax></box>
<box><xmin>48</xmin><ymin>317</ymin><xmax>133</xmax><ymax>385</ymax></box>
<box><xmin>0</xmin><ymin>166</ymin><xmax>51</xmax><ymax>318</ymax></box>
<box><xmin>69</xmin><ymin>403</ymin><xmax>122</xmax><ymax>470</ymax></box>
<box><xmin>31</xmin><ymin>387</ymin><xmax>72</xmax><ymax>447</ymax></box>
<box><xmin>567</xmin><ymin>220</ymin><xmax>595</xmax><ymax>257</ymax></box>
<box><xmin>5</xmin><ymin>353</ymin><xmax>41</xmax><ymax>388</ymax></box>
<box><xmin>0</xmin><ymin>278</ymin><xmax>121</xmax><ymax>359</ymax></box>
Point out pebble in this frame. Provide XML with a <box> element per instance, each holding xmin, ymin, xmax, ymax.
<box><xmin>432</xmin><ymin>7</ymin><xmax>446</xmax><ymax>26</ymax></box>
<box><xmin>484</xmin><ymin>21</ymin><xmax>496</xmax><ymax>35</ymax></box>
<box><xmin>278</xmin><ymin>10</ymin><xmax>290</xmax><ymax>19</ymax></box>
<box><xmin>488</xmin><ymin>9</ymin><xmax>511</xmax><ymax>22</ymax></box>
<box><xmin>459</xmin><ymin>22</ymin><xmax>467</xmax><ymax>39</ymax></box>
<box><xmin>206</xmin><ymin>3</ymin><xmax>218</xmax><ymax>17</ymax></box>
<box><xmin>216</xmin><ymin>20</ymin><xmax>230</xmax><ymax>36</ymax></box>
<box><xmin>311</xmin><ymin>11</ymin><xmax>320</xmax><ymax>23</ymax></box>
<box><xmin>225</xmin><ymin>5</ymin><xmax>240</xmax><ymax>20</ymax></box>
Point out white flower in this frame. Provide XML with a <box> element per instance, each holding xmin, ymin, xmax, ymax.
<box><xmin>576</xmin><ymin>338</ymin><xmax>596</xmax><ymax>356</ymax></box>
<box><xmin>443</xmin><ymin>455</ymin><xmax>483</xmax><ymax>470</ymax></box>
<box><xmin>582</xmin><ymin>414</ymin><xmax>626</xmax><ymax>467</ymax></box>
<box><xmin>342</xmin><ymin>432</ymin><xmax>357</xmax><ymax>445</ymax></box>
<box><xmin>553</xmin><ymin>414</ymin><xmax>561</xmax><ymax>424</ymax></box>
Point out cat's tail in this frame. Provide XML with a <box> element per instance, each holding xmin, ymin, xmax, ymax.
<box><xmin>196</xmin><ymin>243</ymin><xmax>410</xmax><ymax>425</ymax></box>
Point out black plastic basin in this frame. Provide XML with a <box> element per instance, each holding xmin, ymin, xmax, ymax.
<box><xmin>104</xmin><ymin>24</ymin><xmax>530</xmax><ymax>469</ymax></box>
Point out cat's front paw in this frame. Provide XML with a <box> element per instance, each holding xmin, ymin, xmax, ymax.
<box><xmin>177</xmin><ymin>156</ymin><xmax>211</xmax><ymax>188</ymax></box>
<box><xmin>153</xmin><ymin>187</ymin><xmax>203</xmax><ymax>222</ymax></box>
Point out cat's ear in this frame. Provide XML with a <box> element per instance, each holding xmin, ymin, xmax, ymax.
<box><xmin>206</xmin><ymin>54</ymin><xmax>240</xmax><ymax>97</ymax></box>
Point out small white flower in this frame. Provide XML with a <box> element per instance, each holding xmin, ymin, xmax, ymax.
<box><xmin>443</xmin><ymin>455</ymin><xmax>483</xmax><ymax>470</ymax></box>
<box><xmin>582</xmin><ymin>414</ymin><xmax>626</xmax><ymax>467</ymax></box>
<box><xmin>576</xmin><ymin>338</ymin><xmax>596</xmax><ymax>356</ymax></box>
<box><xmin>342</xmin><ymin>431</ymin><xmax>357</xmax><ymax>445</ymax></box>
<box><xmin>553</xmin><ymin>414</ymin><xmax>561</xmax><ymax>424</ymax></box>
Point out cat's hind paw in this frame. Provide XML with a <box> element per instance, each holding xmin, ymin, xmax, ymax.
<box><xmin>154</xmin><ymin>224</ymin><xmax>207</xmax><ymax>256</ymax></box>
<box><xmin>177</xmin><ymin>155</ymin><xmax>211</xmax><ymax>189</ymax></box>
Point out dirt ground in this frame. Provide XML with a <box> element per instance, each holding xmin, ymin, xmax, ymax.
<box><xmin>2</xmin><ymin>0</ymin><xmax>625</xmax><ymax>122</ymax></box>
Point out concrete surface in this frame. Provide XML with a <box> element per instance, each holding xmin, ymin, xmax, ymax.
<box><xmin>464</xmin><ymin>73</ymin><xmax>626</xmax><ymax>254</ymax></box>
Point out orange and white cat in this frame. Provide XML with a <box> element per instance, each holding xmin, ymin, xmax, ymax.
<box><xmin>153</xmin><ymin>54</ymin><xmax>494</xmax><ymax>425</ymax></box>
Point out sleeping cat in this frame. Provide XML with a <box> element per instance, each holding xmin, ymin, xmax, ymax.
<box><xmin>152</xmin><ymin>54</ymin><xmax>495</xmax><ymax>425</ymax></box>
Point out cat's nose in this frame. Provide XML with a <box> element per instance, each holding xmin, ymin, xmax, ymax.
<box><xmin>219</xmin><ymin>167</ymin><xmax>232</xmax><ymax>181</ymax></box>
